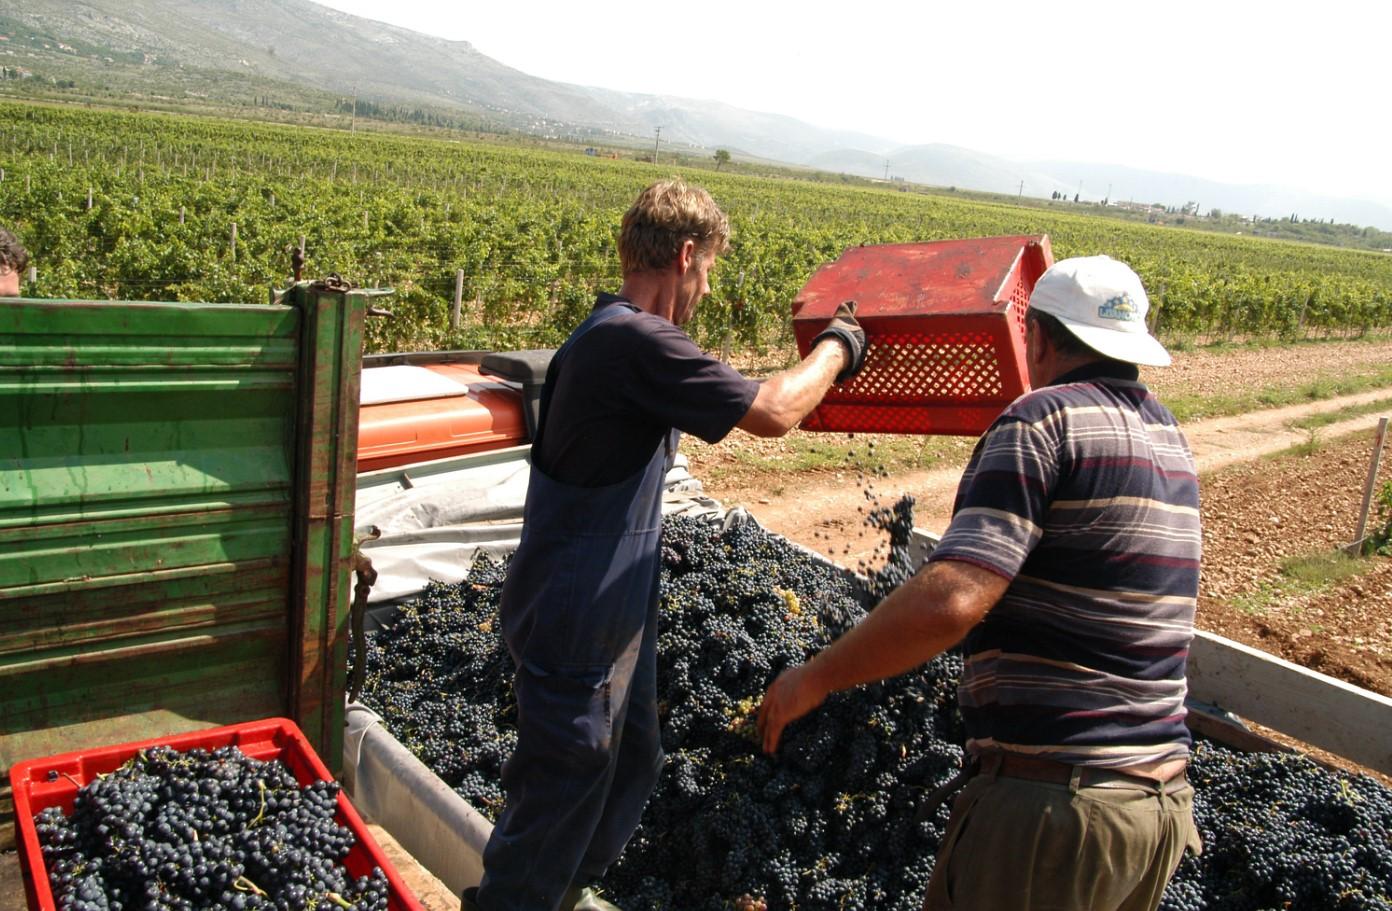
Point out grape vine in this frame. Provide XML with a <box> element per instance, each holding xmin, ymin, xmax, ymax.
<box><xmin>2</xmin><ymin>102</ymin><xmax>1389</xmax><ymax>356</ymax></box>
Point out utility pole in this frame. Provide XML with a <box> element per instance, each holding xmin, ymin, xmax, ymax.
<box><xmin>884</xmin><ymin>159</ymin><xmax>890</xmax><ymax>181</ymax></box>
<box><xmin>350</xmin><ymin>85</ymin><xmax>358</xmax><ymax>134</ymax></box>
<box><xmin>1018</xmin><ymin>180</ymin><xmax>1024</xmax><ymax>197</ymax></box>
<box><xmin>652</xmin><ymin>127</ymin><xmax>661</xmax><ymax>164</ymax></box>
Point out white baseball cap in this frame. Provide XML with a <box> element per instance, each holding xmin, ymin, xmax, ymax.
<box><xmin>1028</xmin><ymin>255</ymin><xmax>1171</xmax><ymax>367</ymax></box>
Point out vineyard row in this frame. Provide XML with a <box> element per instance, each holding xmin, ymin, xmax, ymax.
<box><xmin>2</xmin><ymin>102</ymin><xmax>1390</xmax><ymax>355</ymax></box>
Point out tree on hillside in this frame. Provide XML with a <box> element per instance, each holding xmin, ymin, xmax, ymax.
<box><xmin>714</xmin><ymin>149</ymin><xmax>731</xmax><ymax>171</ymax></box>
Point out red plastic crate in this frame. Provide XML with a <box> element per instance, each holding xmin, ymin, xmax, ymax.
<box><xmin>9</xmin><ymin>717</ymin><xmax>426</xmax><ymax>911</ymax></box>
<box><xmin>792</xmin><ymin>235</ymin><xmax>1054</xmax><ymax>435</ymax></box>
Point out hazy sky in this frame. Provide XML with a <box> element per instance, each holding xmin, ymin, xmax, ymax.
<box><xmin>316</xmin><ymin>0</ymin><xmax>1388</xmax><ymax>206</ymax></box>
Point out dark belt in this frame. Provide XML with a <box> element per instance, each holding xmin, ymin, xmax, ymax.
<box><xmin>987</xmin><ymin>752</ymin><xmax>1189</xmax><ymax>793</ymax></box>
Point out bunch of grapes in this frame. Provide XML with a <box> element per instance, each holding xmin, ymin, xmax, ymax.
<box><xmin>356</xmin><ymin>554</ymin><xmax>516</xmax><ymax>819</ymax></box>
<box><xmin>359</xmin><ymin>503</ymin><xmax>966</xmax><ymax>910</ymax></box>
<box><xmin>1159</xmin><ymin>742</ymin><xmax>1392</xmax><ymax>911</ymax></box>
<box><xmin>35</xmin><ymin>745</ymin><xmax>389</xmax><ymax>911</ymax></box>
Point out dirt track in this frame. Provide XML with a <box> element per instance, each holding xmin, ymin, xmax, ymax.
<box><xmin>697</xmin><ymin>388</ymin><xmax>1392</xmax><ymax>568</ymax></box>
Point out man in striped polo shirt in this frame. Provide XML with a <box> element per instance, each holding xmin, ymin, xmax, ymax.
<box><xmin>758</xmin><ymin>255</ymin><xmax>1202</xmax><ymax>911</ymax></box>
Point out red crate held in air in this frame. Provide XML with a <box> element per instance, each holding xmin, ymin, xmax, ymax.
<box><xmin>792</xmin><ymin>235</ymin><xmax>1053</xmax><ymax>436</ymax></box>
<box><xmin>9</xmin><ymin>717</ymin><xmax>425</xmax><ymax>911</ymax></box>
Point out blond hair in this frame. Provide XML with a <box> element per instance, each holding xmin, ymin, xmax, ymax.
<box><xmin>619</xmin><ymin>179</ymin><xmax>730</xmax><ymax>274</ymax></box>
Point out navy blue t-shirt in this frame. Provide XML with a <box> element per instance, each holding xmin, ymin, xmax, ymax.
<box><xmin>532</xmin><ymin>294</ymin><xmax>761</xmax><ymax>486</ymax></box>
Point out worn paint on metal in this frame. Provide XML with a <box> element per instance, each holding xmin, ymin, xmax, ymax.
<box><xmin>286</xmin><ymin>286</ymin><xmax>367</xmax><ymax>774</ymax></box>
<box><xmin>0</xmin><ymin>286</ymin><xmax>365</xmax><ymax>846</ymax></box>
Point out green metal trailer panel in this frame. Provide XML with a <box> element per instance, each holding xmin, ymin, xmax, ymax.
<box><xmin>0</xmin><ymin>284</ymin><xmax>365</xmax><ymax>848</ymax></box>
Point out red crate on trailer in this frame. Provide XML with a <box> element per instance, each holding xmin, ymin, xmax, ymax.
<box><xmin>792</xmin><ymin>235</ymin><xmax>1053</xmax><ymax>435</ymax></box>
<box><xmin>9</xmin><ymin>718</ymin><xmax>425</xmax><ymax>911</ymax></box>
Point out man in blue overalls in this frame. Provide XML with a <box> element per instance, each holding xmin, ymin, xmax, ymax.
<box><xmin>466</xmin><ymin>179</ymin><xmax>866</xmax><ymax>911</ymax></box>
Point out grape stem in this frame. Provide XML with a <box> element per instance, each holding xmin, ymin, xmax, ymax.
<box><xmin>250</xmin><ymin>778</ymin><xmax>267</xmax><ymax>827</ymax></box>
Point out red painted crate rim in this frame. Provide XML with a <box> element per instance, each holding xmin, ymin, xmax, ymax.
<box><xmin>792</xmin><ymin>235</ymin><xmax>1052</xmax><ymax>321</ymax></box>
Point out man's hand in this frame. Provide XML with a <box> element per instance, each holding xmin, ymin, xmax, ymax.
<box><xmin>757</xmin><ymin>662</ymin><xmax>828</xmax><ymax>754</ymax></box>
<box><xmin>811</xmin><ymin>300</ymin><xmax>867</xmax><ymax>384</ymax></box>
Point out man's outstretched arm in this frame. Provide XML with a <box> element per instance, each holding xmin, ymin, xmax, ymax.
<box><xmin>757</xmin><ymin>558</ymin><xmax>1008</xmax><ymax>753</ymax></box>
<box><xmin>735</xmin><ymin>340</ymin><xmax>847</xmax><ymax>437</ymax></box>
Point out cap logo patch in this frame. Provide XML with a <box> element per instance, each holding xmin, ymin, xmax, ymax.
<box><xmin>1097</xmin><ymin>293</ymin><xmax>1139</xmax><ymax>323</ymax></box>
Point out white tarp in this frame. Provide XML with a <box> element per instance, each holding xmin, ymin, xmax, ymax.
<box><xmin>355</xmin><ymin>446</ymin><xmax>720</xmax><ymax>604</ymax></box>
<box><xmin>359</xmin><ymin>364</ymin><xmax>477</xmax><ymax>406</ymax></box>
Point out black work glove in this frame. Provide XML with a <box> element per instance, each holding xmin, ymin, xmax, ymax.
<box><xmin>811</xmin><ymin>300</ymin><xmax>867</xmax><ymax>384</ymax></box>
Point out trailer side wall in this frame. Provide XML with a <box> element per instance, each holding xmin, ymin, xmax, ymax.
<box><xmin>0</xmin><ymin>286</ymin><xmax>364</xmax><ymax>847</ymax></box>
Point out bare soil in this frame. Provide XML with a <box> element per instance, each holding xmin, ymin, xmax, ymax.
<box><xmin>686</xmin><ymin>339</ymin><xmax>1392</xmax><ymax>700</ymax></box>
<box><xmin>1139</xmin><ymin>336</ymin><xmax>1392</xmax><ymax>405</ymax></box>
<box><xmin>367</xmin><ymin>824</ymin><xmax>458</xmax><ymax>910</ymax></box>
<box><xmin>1195</xmin><ymin>435</ymin><xmax>1392</xmax><ymax>696</ymax></box>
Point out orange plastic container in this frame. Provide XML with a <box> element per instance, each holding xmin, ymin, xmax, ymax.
<box><xmin>792</xmin><ymin>235</ymin><xmax>1053</xmax><ymax>436</ymax></box>
<box><xmin>9</xmin><ymin>718</ymin><xmax>425</xmax><ymax>911</ymax></box>
<box><xmin>358</xmin><ymin>362</ymin><xmax>527</xmax><ymax>472</ymax></box>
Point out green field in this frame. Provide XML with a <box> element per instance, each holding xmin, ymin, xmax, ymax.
<box><xmin>2</xmin><ymin>101</ymin><xmax>1390</xmax><ymax>355</ymax></box>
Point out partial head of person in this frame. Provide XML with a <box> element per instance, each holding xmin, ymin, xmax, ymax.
<box><xmin>619</xmin><ymin>179</ymin><xmax>730</xmax><ymax>325</ymax></box>
<box><xmin>0</xmin><ymin>227</ymin><xmax>29</xmax><ymax>298</ymax></box>
<box><xmin>1024</xmin><ymin>254</ymin><xmax>1170</xmax><ymax>386</ymax></box>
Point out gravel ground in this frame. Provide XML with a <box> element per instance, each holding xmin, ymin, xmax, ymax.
<box><xmin>1140</xmin><ymin>335</ymin><xmax>1392</xmax><ymax>406</ymax></box>
<box><xmin>1196</xmin><ymin>431</ymin><xmax>1392</xmax><ymax>697</ymax></box>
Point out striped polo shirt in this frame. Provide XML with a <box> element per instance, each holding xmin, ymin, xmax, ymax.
<box><xmin>928</xmin><ymin>361</ymin><xmax>1201</xmax><ymax>768</ymax></box>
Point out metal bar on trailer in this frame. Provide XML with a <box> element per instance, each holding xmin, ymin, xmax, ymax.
<box><xmin>287</xmin><ymin>283</ymin><xmax>367</xmax><ymax>771</ymax></box>
<box><xmin>344</xmin><ymin>705</ymin><xmax>491</xmax><ymax>897</ymax></box>
<box><xmin>1186</xmin><ymin>628</ymin><xmax>1392</xmax><ymax>774</ymax></box>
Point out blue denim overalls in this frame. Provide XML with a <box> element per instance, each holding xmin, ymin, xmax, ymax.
<box><xmin>478</xmin><ymin>302</ymin><xmax>671</xmax><ymax>910</ymax></box>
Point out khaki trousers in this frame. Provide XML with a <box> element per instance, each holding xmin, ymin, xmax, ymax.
<box><xmin>922</xmin><ymin>762</ymin><xmax>1201</xmax><ymax>911</ymax></box>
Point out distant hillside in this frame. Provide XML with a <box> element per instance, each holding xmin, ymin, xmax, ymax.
<box><xmin>5</xmin><ymin>0</ymin><xmax>895</xmax><ymax>157</ymax></box>
<box><xmin>810</xmin><ymin>145</ymin><xmax>1069</xmax><ymax>197</ymax></box>
<box><xmin>811</xmin><ymin>147</ymin><xmax>1391</xmax><ymax>232</ymax></box>
<box><xmin>575</xmin><ymin>87</ymin><xmax>893</xmax><ymax>163</ymax></box>
<box><xmin>6</xmin><ymin>0</ymin><xmax>619</xmax><ymax>129</ymax></box>
<box><xmin>5</xmin><ymin>0</ymin><xmax>1390</xmax><ymax>231</ymax></box>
